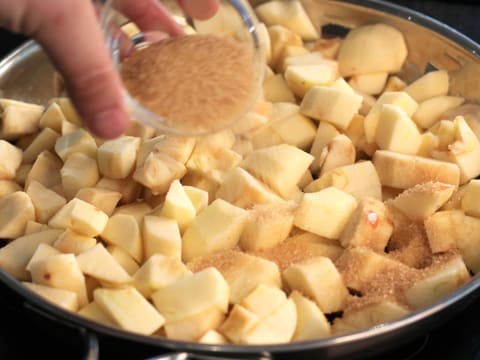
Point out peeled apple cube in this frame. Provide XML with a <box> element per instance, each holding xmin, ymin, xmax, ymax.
<box><xmin>101</xmin><ymin>213</ymin><xmax>143</xmax><ymax>263</ymax></box>
<box><xmin>375</xmin><ymin>104</ymin><xmax>422</xmax><ymax>155</ymax></box>
<box><xmin>404</xmin><ymin>70</ymin><xmax>450</xmax><ymax>103</ymax></box>
<box><xmin>294</xmin><ymin>187</ymin><xmax>357</xmax><ymax>239</ymax></box>
<box><xmin>283</xmin><ymin>256</ymin><xmax>348</xmax><ymax>313</ymax></box>
<box><xmin>461</xmin><ymin>179</ymin><xmax>480</xmax><ymax>217</ymax></box>
<box><xmin>285</xmin><ymin>63</ymin><xmax>338</xmax><ymax>97</ymax></box>
<box><xmin>182</xmin><ymin>199</ymin><xmax>248</xmax><ymax>262</ymax></box>
<box><xmin>61</xmin><ymin>152</ymin><xmax>99</xmax><ymax>199</ymax></box>
<box><xmin>255</xmin><ymin>0</ymin><xmax>319</xmax><ymax>40</ymax></box>
<box><xmin>300</xmin><ymin>86</ymin><xmax>363</xmax><ymax>130</ymax></box>
<box><xmin>49</xmin><ymin>198</ymin><xmax>109</xmax><ymax>237</ymax></box>
<box><xmin>0</xmin><ymin>191</ymin><xmax>35</xmax><ymax>239</ymax></box>
<box><xmin>151</xmin><ymin>267</ymin><xmax>229</xmax><ymax>322</ymax></box>
<box><xmin>337</xmin><ymin>23</ymin><xmax>408</xmax><ymax>77</ymax></box>
<box><xmin>54</xmin><ymin>128</ymin><xmax>97</xmax><ymax>161</ymax></box>
<box><xmin>97</xmin><ymin>136</ymin><xmax>141</xmax><ymax>179</ymax></box>
<box><xmin>290</xmin><ymin>290</ymin><xmax>331</xmax><ymax>341</ymax></box>
<box><xmin>0</xmin><ymin>140</ymin><xmax>22</xmax><ymax>180</ymax></box>
<box><xmin>143</xmin><ymin>215</ymin><xmax>182</xmax><ymax>260</ymax></box>
<box><xmin>158</xmin><ymin>180</ymin><xmax>196</xmax><ymax>233</ymax></box>
<box><xmin>241</xmin><ymin>144</ymin><xmax>314</xmax><ymax>199</ymax></box>
<box><xmin>23</xmin><ymin>282</ymin><xmax>79</xmax><ymax>312</ymax></box>
<box><xmin>413</xmin><ymin>96</ymin><xmax>465</xmax><ymax>129</ymax></box>
<box><xmin>94</xmin><ymin>286</ymin><xmax>165</xmax><ymax>335</ymax></box>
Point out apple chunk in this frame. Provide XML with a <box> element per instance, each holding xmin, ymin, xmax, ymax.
<box><xmin>182</xmin><ymin>199</ymin><xmax>248</xmax><ymax>262</ymax></box>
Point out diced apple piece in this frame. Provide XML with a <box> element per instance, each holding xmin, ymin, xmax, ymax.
<box><xmin>267</xmin><ymin>25</ymin><xmax>303</xmax><ymax>68</ymax></box>
<box><xmin>25</xmin><ymin>150</ymin><xmax>62</xmax><ymax>189</ymax></box>
<box><xmin>133</xmin><ymin>152</ymin><xmax>186</xmax><ymax>195</ymax></box>
<box><xmin>300</xmin><ymin>86</ymin><xmax>363</xmax><ymax>129</ymax></box>
<box><xmin>461</xmin><ymin>179</ymin><xmax>480</xmax><ymax>217</ymax></box>
<box><xmin>143</xmin><ymin>215</ymin><xmax>181</xmax><ymax>260</ymax></box>
<box><xmin>215</xmin><ymin>167</ymin><xmax>283</xmax><ymax>209</ymax></box>
<box><xmin>294</xmin><ymin>187</ymin><xmax>357</xmax><ymax>239</ymax></box>
<box><xmin>1</xmin><ymin>102</ymin><xmax>43</xmax><ymax>139</ymax></box>
<box><xmin>391</xmin><ymin>182</ymin><xmax>455</xmax><ymax>221</ymax></box>
<box><xmin>30</xmin><ymin>253</ymin><xmax>88</xmax><ymax>306</ymax></box>
<box><xmin>432</xmin><ymin>116</ymin><xmax>480</xmax><ymax>184</ymax></box>
<box><xmin>75</xmin><ymin>187</ymin><xmax>121</xmax><ymax>216</ymax></box>
<box><xmin>26</xmin><ymin>243</ymin><xmax>61</xmax><ymax>271</ymax></box>
<box><xmin>306</xmin><ymin>161</ymin><xmax>382</xmax><ymax>201</ymax></box>
<box><xmin>54</xmin><ymin>128</ymin><xmax>97</xmax><ymax>161</ymax></box>
<box><xmin>241</xmin><ymin>144</ymin><xmax>314</xmax><ymax>199</ymax></box>
<box><xmin>0</xmin><ymin>179</ymin><xmax>22</xmax><ymax>198</ymax></box>
<box><xmin>255</xmin><ymin>0</ymin><xmax>318</xmax><ymax>40</ymax></box>
<box><xmin>39</xmin><ymin>102</ymin><xmax>65</xmax><ymax>132</ymax></box>
<box><xmin>96</xmin><ymin>176</ymin><xmax>142</xmax><ymax>205</ymax></box>
<box><xmin>348</xmin><ymin>72</ymin><xmax>388</xmax><ymax>95</ymax></box>
<box><xmin>240</xmin><ymin>284</ymin><xmax>286</xmax><ymax>319</ymax></box>
<box><xmin>337</xmin><ymin>23</ymin><xmax>407</xmax><ymax>76</ymax></box>
<box><xmin>24</xmin><ymin>220</ymin><xmax>50</xmax><ymax>234</ymax></box>
<box><xmin>219</xmin><ymin>304</ymin><xmax>259</xmax><ymax>344</ymax></box>
<box><xmin>61</xmin><ymin>152</ymin><xmax>99</xmax><ymax>199</ymax></box>
<box><xmin>319</xmin><ymin>134</ymin><xmax>356</xmax><ymax>175</ymax></box>
<box><xmin>334</xmin><ymin>247</ymin><xmax>416</xmax><ymax>293</ymax></box>
<box><xmin>340</xmin><ymin>197</ymin><xmax>393</xmax><ymax>252</ymax></box>
<box><xmin>309</xmin><ymin>121</ymin><xmax>339</xmax><ymax>174</ymax></box>
<box><xmin>0</xmin><ymin>229</ymin><xmax>62</xmax><ymax>280</ymax></box>
<box><xmin>77</xmin><ymin>243</ymin><xmax>132</xmax><ymax>285</ymax></box>
<box><xmin>405</xmin><ymin>255</ymin><xmax>470</xmax><ymax>309</ymax></box>
<box><xmin>77</xmin><ymin>301</ymin><xmax>116</xmax><ymax>327</ymax></box>
<box><xmin>101</xmin><ymin>213</ymin><xmax>142</xmax><ymax>262</ymax></box>
<box><xmin>50</xmin><ymin>98</ymin><xmax>82</xmax><ymax>125</ymax></box>
<box><xmin>53</xmin><ymin>229</ymin><xmax>96</xmax><ymax>255</ymax></box>
<box><xmin>364</xmin><ymin>91</ymin><xmax>418</xmax><ymax>144</ymax></box>
<box><xmin>22</xmin><ymin>127</ymin><xmax>60</xmax><ymax>165</ymax></box>
<box><xmin>156</xmin><ymin>180</ymin><xmax>196</xmax><ymax>233</ymax></box>
<box><xmin>49</xmin><ymin>198</ymin><xmax>109</xmax><ymax>237</ymax></box>
<box><xmin>373</xmin><ymin>150</ymin><xmax>460</xmax><ymax>189</ymax></box>
<box><xmin>268</xmin><ymin>106</ymin><xmax>317</xmax><ymax>151</ymax></box>
<box><xmin>94</xmin><ymin>286</ymin><xmax>164</xmax><ymax>335</ymax></box>
<box><xmin>23</xmin><ymin>282</ymin><xmax>79</xmax><ymax>312</ymax></box>
<box><xmin>0</xmin><ymin>191</ymin><xmax>35</xmax><ymax>238</ymax></box>
<box><xmin>284</xmin><ymin>256</ymin><xmax>348</xmax><ymax>313</ymax></box>
<box><xmin>332</xmin><ymin>299</ymin><xmax>409</xmax><ymax>334</ymax></box>
<box><xmin>151</xmin><ymin>267</ymin><xmax>229</xmax><ymax>322</ymax></box>
<box><xmin>275</xmin><ymin>45</ymin><xmax>310</xmax><ymax>73</ymax></box>
<box><xmin>182</xmin><ymin>199</ymin><xmax>248</xmax><ymax>262</ymax></box>
<box><xmin>413</xmin><ymin>96</ymin><xmax>465</xmax><ymax>129</ymax></box>
<box><xmin>97</xmin><ymin>136</ymin><xmax>141</xmax><ymax>179</ymax></box>
<box><xmin>198</xmin><ymin>329</ymin><xmax>228</xmax><ymax>344</ymax></box>
<box><xmin>240</xmin><ymin>202</ymin><xmax>296</xmax><ymax>251</ymax></box>
<box><xmin>133</xmin><ymin>254</ymin><xmax>191</xmax><ymax>298</ymax></box>
<box><xmin>165</xmin><ymin>307</ymin><xmax>225</xmax><ymax>341</ymax></box>
<box><xmin>114</xmin><ymin>202</ymin><xmax>152</xmax><ymax>224</ymax></box>
<box><xmin>285</xmin><ymin>62</ymin><xmax>338</xmax><ymax>97</ymax></box>
<box><xmin>375</xmin><ymin>104</ymin><xmax>422</xmax><ymax>155</ymax></box>
<box><xmin>183</xmin><ymin>185</ymin><xmax>208</xmax><ymax>214</ymax></box>
<box><xmin>404</xmin><ymin>70</ymin><xmax>449</xmax><ymax>103</ymax></box>
<box><xmin>263</xmin><ymin>74</ymin><xmax>296</xmax><ymax>103</ymax></box>
<box><xmin>424</xmin><ymin>210</ymin><xmax>461</xmax><ymax>254</ymax></box>
<box><xmin>106</xmin><ymin>245</ymin><xmax>140</xmax><ymax>276</ymax></box>
<box><xmin>290</xmin><ymin>290</ymin><xmax>330</xmax><ymax>341</ymax></box>
<box><xmin>188</xmin><ymin>250</ymin><xmax>281</xmax><ymax>304</ymax></box>
<box><xmin>0</xmin><ymin>140</ymin><xmax>22</xmax><ymax>180</ymax></box>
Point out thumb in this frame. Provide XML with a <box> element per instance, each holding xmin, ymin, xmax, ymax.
<box><xmin>2</xmin><ymin>0</ymin><xmax>130</xmax><ymax>138</ymax></box>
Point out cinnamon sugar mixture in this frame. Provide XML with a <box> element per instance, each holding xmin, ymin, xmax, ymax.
<box><xmin>121</xmin><ymin>34</ymin><xmax>257</xmax><ymax>133</ymax></box>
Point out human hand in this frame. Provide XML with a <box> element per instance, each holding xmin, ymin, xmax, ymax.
<box><xmin>0</xmin><ymin>0</ymin><xmax>219</xmax><ymax>138</ymax></box>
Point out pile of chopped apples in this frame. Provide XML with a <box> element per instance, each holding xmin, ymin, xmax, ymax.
<box><xmin>0</xmin><ymin>0</ymin><xmax>480</xmax><ymax>345</ymax></box>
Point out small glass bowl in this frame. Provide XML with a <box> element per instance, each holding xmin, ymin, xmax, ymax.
<box><xmin>99</xmin><ymin>0</ymin><xmax>265</xmax><ymax>136</ymax></box>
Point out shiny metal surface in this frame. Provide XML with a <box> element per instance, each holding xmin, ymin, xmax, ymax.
<box><xmin>0</xmin><ymin>0</ymin><xmax>479</xmax><ymax>358</ymax></box>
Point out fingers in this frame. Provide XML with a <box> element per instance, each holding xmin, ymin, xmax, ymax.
<box><xmin>1</xmin><ymin>0</ymin><xmax>129</xmax><ymax>138</ymax></box>
<box><xmin>177</xmin><ymin>0</ymin><xmax>219</xmax><ymax>20</ymax></box>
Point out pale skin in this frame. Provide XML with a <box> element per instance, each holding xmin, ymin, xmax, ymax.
<box><xmin>0</xmin><ymin>0</ymin><xmax>219</xmax><ymax>138</ymax></box>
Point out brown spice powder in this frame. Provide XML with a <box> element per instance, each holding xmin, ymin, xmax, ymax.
<box><xmin>121</xmin><ymin>34</ymin><xmax>258</xmax><ymax>134</ymax></box>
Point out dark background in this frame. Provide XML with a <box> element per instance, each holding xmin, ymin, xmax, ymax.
<box><xmin>0</xmin><ymin>1</ymin><xmax>479</xmax><ymax>359</ymax></box>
